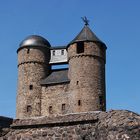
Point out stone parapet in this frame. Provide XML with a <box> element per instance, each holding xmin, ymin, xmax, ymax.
<box><xmin>11</xmin><ymin>111</ymin><xmax>99</xmax><ymax>128</ymax></box>
<box><xmin>1</xmin><ymin>110</ymin><xmax>140</xmax><ymax>140</ymax></box>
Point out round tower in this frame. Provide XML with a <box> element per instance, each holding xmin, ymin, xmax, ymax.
<box><xmin>67</xmin><ymin>24</ymin><xmax>107</xmax><ymax>113</ymax></box>
<box><xmin>16</xmin><ymin>35</ymin><xmax>51</xmax><ymax>119</ymax></box>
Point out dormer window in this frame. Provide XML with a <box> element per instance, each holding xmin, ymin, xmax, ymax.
<box><xmin>61</xmin><ymin>50</ymin><xmax>64</xmax><ymax>55</ymax></box>
<box><xmin>53</xmin><ymin>50</ymin><xmax>55</xmax><ymax>56</ymax></box>
<box><xmin>76</xmin><ymin>42</ymin><xmax>84</xmax><ymax>54</ymax></box>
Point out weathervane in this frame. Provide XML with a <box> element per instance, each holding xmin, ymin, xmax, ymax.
<box><xmin>81</xmin><ymin>16</ymin><xmax>89</xmax><ymax>26</ymax></box>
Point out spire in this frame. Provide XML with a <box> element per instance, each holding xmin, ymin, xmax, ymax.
<box><xmin>67</xmin><ymin>18</ymin><xmax>106</xmax><ymax>48</ymax></box>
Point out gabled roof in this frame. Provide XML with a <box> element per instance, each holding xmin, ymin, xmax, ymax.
<box><xmin>40</xmin><ymin>69</ymin><xmax>70</xmax><ymax>85</ymax></box>
<box><xmin>68</xmin><ymin>25</ymin><xmax>106</xmax><ymax>48</ymax></box>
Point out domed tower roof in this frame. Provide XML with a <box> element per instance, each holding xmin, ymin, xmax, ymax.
<box><xmin>17</xmin><ymin>35</ymin><xmax>51</xmax><ymax>52</ymax></box>
<box><xmin>67</xmin><ymin>24</ymin><xmax>106</xmax><ymax>49</ymax></box>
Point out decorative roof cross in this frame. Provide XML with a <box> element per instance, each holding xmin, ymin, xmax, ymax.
<box><xmin>81</xmin><ymin>16</ymin><xmax>89</xmax><ymax>26</ymax></box>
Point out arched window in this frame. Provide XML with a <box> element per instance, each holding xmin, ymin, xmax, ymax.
<box><xmin>49</xmin><ymin>106</ymin><xmax>53</xmax><ymax>114</ymax></box>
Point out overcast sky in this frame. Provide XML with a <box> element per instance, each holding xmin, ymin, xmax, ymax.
<box><xmin>0</xmin><ymin>0</ymin><xmax>140</xmax><ymax>118</ymax></box>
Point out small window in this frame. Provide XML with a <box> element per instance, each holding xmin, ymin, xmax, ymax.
<box><xmin>27</xmin><ymin>105</ymin><xmax>32</xmax><ymax>113</ymax></box>
<box><xmin>53</xmin><ymin>50</ymin><xmax>55</xmax><ymax>56</ymax></box>
<box><xmin>62</xmin><ymin>104</ymin><xmax>65</xmax><ymax>111</ymax></box>
<box><xmin>76</xmin><ymin>42</ymin><xmax>84</xmax><ymax>54</ymax></box>
<box><xmin>78</xmin><ymin>100</ymin><xmax>81</xmax><ymax>106</ymax></box>
<box><xmin>49</xmin><ymin>106</ymin><xmax>53</xmax><ymax>113</ymax></box>
<box><xmin>61</xmin><ymin>50</ymin><xmax>64</xmax><ymax>55</ymax></box>
<box><xmin>76</xmin><ymin>81</ymin><xmax>79</xmax><ymax>85</ymax></box>
<box><xmin>99</xmin><ymin>96</ymin><xmax>103</xmax><ymax>105</ymax></box>
<box><xmin>29</xmin><ymin>85</ymin><xmax>33</xmax><ymax>90</ymax></box>
<box><xmin>27</xmin><ymin>49</ymin><xmax>30</xmax><ymax>54</ymax></box>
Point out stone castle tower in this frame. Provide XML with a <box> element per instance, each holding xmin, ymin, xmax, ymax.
<box><xmin>16</xmin><ymin>22</ymin><xmax>107</xmax><ymax>119</ymax></box>
<box><xmin>1</xmin><ymin>20</ymin><xmax>140</xmax><ymax>140</ymax></box>
<box><xmin>16</xmin><ymin>36</ymin><xmax>51</xmax><ymax>118</ymax></box>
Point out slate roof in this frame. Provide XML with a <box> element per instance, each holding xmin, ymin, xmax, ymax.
<box><xmin>51</xmin><ymin>46</ymin><xmax>66</xmax><ymax>50</ymax></box>
<box><xmin>68</xmin><ymin>25</ymin><xmax>106</xmax><ymax>48</ymax></box>
<box><xmin>40</xmin><ymin>69</ymin><xmax>70</xmax><ymax>85</ymax></box>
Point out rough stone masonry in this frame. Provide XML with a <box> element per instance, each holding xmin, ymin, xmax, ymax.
<box><xmin>0</xmin><ymin>110</ymin><xmax>140</xmax><ymax>140</ymax></box>
<box><xmin>1</xmin><ymin>21</ymin><xmax>140</xmax><ymax>139</ymax></box>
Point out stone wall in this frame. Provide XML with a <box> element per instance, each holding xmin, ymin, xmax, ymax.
<box><xmin>68</xmin><ymin>42</ymin><xmax>106</xmax><ymax>113</ymax></box>
<box><xmin>0</xmin><ymin>110</ymin><xmax>140</xmax><ymax>140</ymax></box>
<box><xmin>41</xmin><ymin>83</ymin><xmax>71</xmax><ymax>116</ymax></box>
<box><xmin>0</xmin><ymin>117</ymin><xmax>13</xmax><ymax>137</ymax></box>
<box><xmin>17</xmin><ymin>47</ymin><xmax>50</xmax><ymax>119</ymax></box>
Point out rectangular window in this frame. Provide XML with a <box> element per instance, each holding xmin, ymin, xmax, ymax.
<box><xmin>61</xmin><ymin>50</ymin><xmax>64</xmax><ymax>55</ymax></box>
<box><xmin>27</xmin><ymin>49</ymin><xmax>30</xmax><ymax>54</ymax></box>
<box><xmin>49</xmin><ymin>106</ymin><xmax>53</xmax><ymax>113</ymax></box>
<box><xmin>78</xmin><ymin>100</ymin><xmax>81</xmax><ymax>106</ymax></box>
<box><xmin>29</xmin><ymin>85</ymin><xmax>33</xmax><ymax>90</ymax></box>
<box><xmin>53</xmin><ymin>50</ymin><xmax>55</xmax><ymax>56</ymax></box>
<box><xmin>76</xmin><ymin>42</ymin><xmax>84</xmax><ymax>54</ymax></box>
<box><xmin>27</xmin><ymin>105</ymin><xmax>32</xmax><ymax>113</ymax></box>
<box><xmin>62</xmin><ymin>104</ymin><xmax>65</xmax><ymax>111</ymax></box>
<box><xmin>99</xmin><ymin>96</ymin><xmax>103</xmax><ymax>105</ymax></box>
<box><xmin>76</xmin><ymin>81</ymin><xmax>79</xmax><ymax>85</ymax></box>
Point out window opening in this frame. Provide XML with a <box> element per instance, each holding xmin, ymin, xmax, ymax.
<box><xmin>76</xmin><ymin>42</ymin><xmax>84</xmax><ymax>54</ymax></box>
<box><xmin>29</xmin><ymin>85</ymin><xmax>33</xmax><ymax>90</ymax></box>
<box><xmin>53</xmin><ymin>50</ymin><xmax>55</xmax><ymax>56</ymax></box>
<box><xmin>49</xmin><ymin>106</ymin><xmax>53</xmax><ymax>113</ymax></box>
<box><xmin>78</xmin><ymin>100</ymin><xmax>81</xmax><ymax>106</ymax></box>
<box><xmin>76</xmin><ymin>81</ymin><xmax>79</xmax><ymax>85</ymax></box>
<box><xmin>99</xmin><ymin>96</ymin><xmax>103</xmax><ymax>105</ymax></box>
<box><xmin>27</xmin><ymin>105</ymin><xmax>32</xmax><ymax>113</ymax></box>
<box><xmin>62</xmin><ymin>104</ymin><xmax>66</xmax><ymax>111</ymax></box>
<box><xmin>27</xmin><ymin>49</ymin><xmax>30</xmax><ymax>54</ymax></box>
<box><xmin>61</xmin><ymin>50</ymin><xmax>64</xmax><ymax>55</ymax></box>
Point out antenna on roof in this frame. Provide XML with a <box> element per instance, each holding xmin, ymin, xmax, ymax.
<box><xmin>81</xmin><ymin>16</ymin><xmax>89</xmax><ymax>26</ymax></box>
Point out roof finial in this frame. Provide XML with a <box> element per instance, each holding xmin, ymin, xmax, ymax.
<box><xmin>81</xmin><ymin>16</ymin><xmax>89</xmax><ymax>26</ymax></box>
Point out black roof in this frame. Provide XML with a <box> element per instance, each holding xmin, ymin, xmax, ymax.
<box><xmin>51</xmin><ymin>46</ymin><xmax>66</xmax><ymax>50</ymax></box>
<box><xmin>68</xmin><ymin>25</ymin><xmax>106</xmax><ymax>48</ymax></box>
<box><xmin>40</xmin><ymin>69</ymin><xmax>70</xmax><ymax>85</ymax></box>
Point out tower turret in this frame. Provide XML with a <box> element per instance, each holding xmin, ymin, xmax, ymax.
<box><xmin>67</xmin><ymin>23</ymin><xmax>107</xmax><ymax>113</ymax></box>
<box><xmin>16</xmin><ymin>35</ymin><xmax>51</xmax><ymax>119</ymax></box>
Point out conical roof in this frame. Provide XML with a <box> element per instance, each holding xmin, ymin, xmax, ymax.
<box><xmin>67</xmin><ymin>25</ymin><xmax>106</xmax><ymax>48</ymax></box>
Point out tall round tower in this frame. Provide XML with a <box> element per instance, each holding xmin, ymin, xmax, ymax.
<box><xmin>16</xmin><ymin>35</ymin><xmax>51</xmax><ymax>119</ymax></box>
<box><xmin>67</xmin><ymin>24</ymin><xmax>107</xmax><ymax>113</ymax></box>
